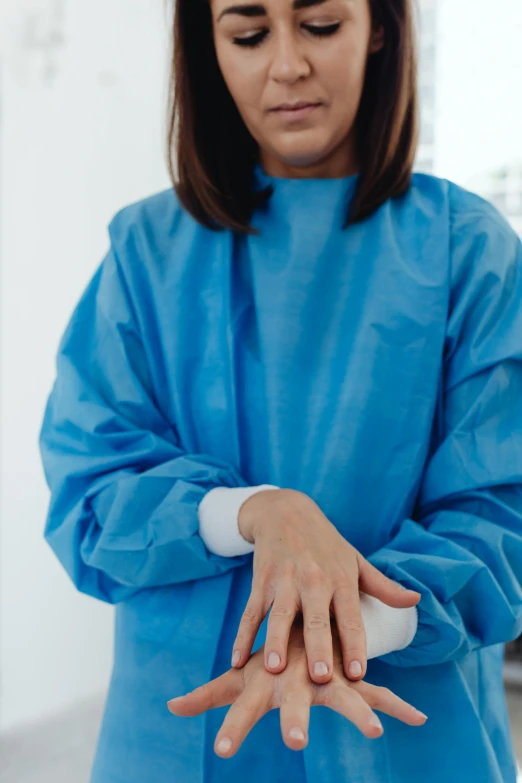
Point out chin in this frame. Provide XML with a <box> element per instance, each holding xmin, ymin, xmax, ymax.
<box><xmin>267</xmin><ymin>139</ymin><xmax>334</xmax><ymax>170</ymax></box>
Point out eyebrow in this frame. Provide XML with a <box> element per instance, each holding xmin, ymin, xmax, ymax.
<box><xmin>217</xmin><ymin>0</ymin><xmax>331</xmax><ymax>23</ymax></box>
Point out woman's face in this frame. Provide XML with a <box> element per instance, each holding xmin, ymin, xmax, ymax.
<box><xmin>210</xmin><ymin>0</ymin><xmax>384</xmax><ymax>178</ymax></box>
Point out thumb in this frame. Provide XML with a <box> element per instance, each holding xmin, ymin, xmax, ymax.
<box><xmin>358</xmin><ymin>558</ymin><xmax>421</xmax><ymax>608</ymax></box>
<box><xmin>167</xmin><ymin>670</ymin><xmax>241</xmax><ymax>716</ymax></box>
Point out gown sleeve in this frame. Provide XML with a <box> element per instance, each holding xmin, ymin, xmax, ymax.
<box><xmin>39</xmin><ymin>236</ymin><xmax>254</xmax><ymax>605</ymax></box>
<box><xmin>367</xmin><ymin>191</ymin><xmax>522</xmax><ymax>667</ymax></box>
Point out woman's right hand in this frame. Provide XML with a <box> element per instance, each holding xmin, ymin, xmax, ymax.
<box><xmin>232</xmin><ymin>488</ymin><xmax>421</xmax><ymax>685</ymax></box>
<box><xmin>167</xmin><ymin>613</ymin><xmax>428</xmax><ymax>757</ymax></box>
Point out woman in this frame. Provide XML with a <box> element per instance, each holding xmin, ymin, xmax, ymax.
<box><xmin>38</xmin><ymin>0</ymin><xmax>522</xmax><ymax>780</ymax></box>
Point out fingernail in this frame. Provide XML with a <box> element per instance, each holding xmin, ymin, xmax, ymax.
<box><xmin>368</xmin><ymin>714</ymin><xmax>383</xmax><ymax>731</ymax></box>
<box><xmin>167</xmin><ymin>696</ymin><xmax>183</xmax><ymax>705</ymax></box>
<box><xmin>349</xmin><ymin>660</ymin><xmax>362</xmax><ymax>677</ymax></box>
<box><xmin>217</xmin><ymin>737</ymin><xmax>232</xmax><ymax>753</ymax></box>
<box><xmin>314</xmin><ymin>661</ymin><xmax>328</xmax><ymax>676</ymax></box>
<box><xmin>231</xmin><ymin>650</ymin><xmax>240</xmax><ymax>666</ymax></box>
<box><xmin>414</xmin><ymin>709</ymin><xmax>428</xmax><ymax>720</ymax></box>
<box><xmin>289</xmin><ymin>727</ymin><xmax>305</xmax><ymax>740</ymax></box>
<box><xmin>268</xmin><ymin>652</ymin><xmax>281</xmax><ymax>668</ymax></box>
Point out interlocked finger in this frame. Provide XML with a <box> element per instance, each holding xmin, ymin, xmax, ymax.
<box><xmin>330</xmin><ymin>583</ymin><xmax>367</xmax><ymax>681</ymax></box>
<box><xmin>301</xmin><ymin>572</ymin><xmax>334</xmax><ymax>683</ymax></box>
<box><xmin>231</xmin><ymin>590</ymin><xmax>268</xmax><ymax>669</ymax></box>
<box><xmin>264</xmin><ymin>581</ymin><xmax>300</xmax><ymax>673</ymax></box>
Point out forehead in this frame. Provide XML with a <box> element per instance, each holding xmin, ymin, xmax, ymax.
<box><xmin>211</xmin><ymin>0</ymin><xmax>356</xmax><ymax>19</ymax></box>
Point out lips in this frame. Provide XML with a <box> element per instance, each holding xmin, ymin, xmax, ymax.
<box><xmin>272</xmin><ymin>102</ymin><xmax>321</xmax><ymax>111</ymax></box>
<box><xmin>270</xmin><ymin>103</ymin><xmax>322</xmax><ymax>122</ymax></box>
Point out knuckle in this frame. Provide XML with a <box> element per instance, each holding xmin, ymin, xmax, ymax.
<box><xmin>281</xmin><ymin>560</ymin><xmax>297</xmax><ymax>578</ymax></box>
<box><xmin>331</xmin><ymin>575</ymin><xmax>352</xmax><ymax>591</ymax></box>
<box><xmin>305</xmin><ymin>613</ymin><xmax>330</xmax><ymax>632</ymax></box>
<box><xmin>271</xmin><ymin>605</ymin><xmax>294</xmax><ymax>619</ymax></box>
<box><xmin>258</xmin><ymin>563</ymin><xmax>276</xmax><ymax>584</ymax></box>
<box><xmin>241</xmin><ymin>604</ymin><xmax>261</xmax><ymax>626</ymax></box>
<box><xmin>303</xmin><ymin>564</ymin><xmax>327</xmax><ymax>586</ymax></box>
<box><xmin>337</xmin><ymin>617</ymin><xmax>365</xmax><ymax>634</ymax></box>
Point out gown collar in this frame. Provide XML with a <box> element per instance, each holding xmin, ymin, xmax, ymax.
<box><xmin>252</xmin><ymin>160</ymin><xmax>360</xmax><ymax>191</ymax></box>
<box><xmin>251</xmin><ymin>160</ymin><xmax>360</xmax><ymax>227</ymax></box>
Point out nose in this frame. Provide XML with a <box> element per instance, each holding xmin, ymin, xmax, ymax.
<box><xmin>268</xmin><ymin>31</ymin><xmax>311</xmax><ymax>83</ymax></box>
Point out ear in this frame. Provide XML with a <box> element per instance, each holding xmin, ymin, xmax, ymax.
<box><xmin>368</xmin><ymin>23</ymin><xmax>385</xmax><ymax>54</ymax></box>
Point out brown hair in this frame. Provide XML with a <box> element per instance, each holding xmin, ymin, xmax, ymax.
<box><xmin>165</xmin><ymin>0</ymin><xmax>420</xmax><ymax>234</ymax></box>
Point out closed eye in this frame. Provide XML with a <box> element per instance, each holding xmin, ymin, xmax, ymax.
<box><xmin>232</xmin><ymin>22</ymin><xmax>341</xmax><ymax>47</ymax></box>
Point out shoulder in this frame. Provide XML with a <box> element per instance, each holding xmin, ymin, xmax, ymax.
<box><xmin>107</xmin><ymin>186</ymin><xmax>196</xmax><ymax>250</ymax></box>
<box><xmin>446</xmin><ymin>177</ymin><xmax>517</xmax><ymax>243</ymax></box>
<box><xmin>102</xmin><ymin>185</ymin><xmax>224</xmax><ymax>291</ymax></box>
<box><xmin>96</xmin><ymin>185</ymin><xmax>236</xmax><ymax>333</ymax></box>
<box><xmin>407</xmin><ymin>172</ymin><xmax>520</xmax><ymax>281</ymax></box>
<box><xmin>447</xmin><ymin>178</ymin><xmax>520</xmax><ymax>291</ymax></box>
<box><xmin>408</xmin><ymin>171</ymin><xmax>518</xmax><ymax>247</ymax></box>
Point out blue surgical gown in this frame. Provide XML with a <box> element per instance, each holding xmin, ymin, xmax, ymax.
<box><xmin>39</xmin><ymin>163</ymin><xmax>522</xmax><ymax>783</ymax></box>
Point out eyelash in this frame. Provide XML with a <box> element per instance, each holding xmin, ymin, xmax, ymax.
<box><xmin>232</xmin><ymin>23</ymin><xmax>341</xmax><ymax>48</ymax></box>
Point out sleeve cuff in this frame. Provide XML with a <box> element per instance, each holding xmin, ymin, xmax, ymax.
<box><xmin>198</xmin><ymin>484</ymin><xmax>281</xmax><ymax>557</ymax></box>
<box><xmin>359</xmin><ymin>592</ymin><xmax>418</xmax><ymax>658</ymax></box>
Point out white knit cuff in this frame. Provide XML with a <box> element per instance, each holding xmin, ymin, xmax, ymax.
<box><xmin>359</xmin><ymin>592</ymin><xmax>418</xmax><ymax>658</ymax></box>
<box><xmin>198</xmin><ymin>485</ymin><xmax>281</xmax><ymax>557</ymax></box>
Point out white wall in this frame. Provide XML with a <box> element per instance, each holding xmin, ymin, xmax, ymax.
<box><xmin>435</xmin><ymin>0</ymin><xmax>522</xmax><ymax>184</ymax></box>
<box><xmin>0</xmin><ymin>0</ymin><xmax>172</xmax><ymax>732</ymax></box>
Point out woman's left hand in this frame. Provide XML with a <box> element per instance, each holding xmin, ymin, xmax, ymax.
<box><xmin>166</xmin><ymin>614</ymin><xmax>427</xmax><ymax>758</ymax></box>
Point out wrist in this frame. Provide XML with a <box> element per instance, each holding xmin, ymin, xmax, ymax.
<box><xmin>237</xmin><ymin>499</ymin><xmax>256</xmax><ymax>543</ymax></box>
<box><xmin>198</xmin><ymin>484</ymin><xmax>279</xmax><ymax>557</ymax></box>
<box><xmin>238</xmin><ymin>491</ymin><xmax>276</xmax><ymax>543</ymax></box>
<box><xmin>238</xmin><ymin>488</ymin><xmax>285</xmax><ymax>543</ymax></box>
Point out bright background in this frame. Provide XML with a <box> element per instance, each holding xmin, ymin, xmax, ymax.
<box><xmin>0</xmin><ymin>0</ymin><xmax>521</xmax><ymax>779</ymax></box>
